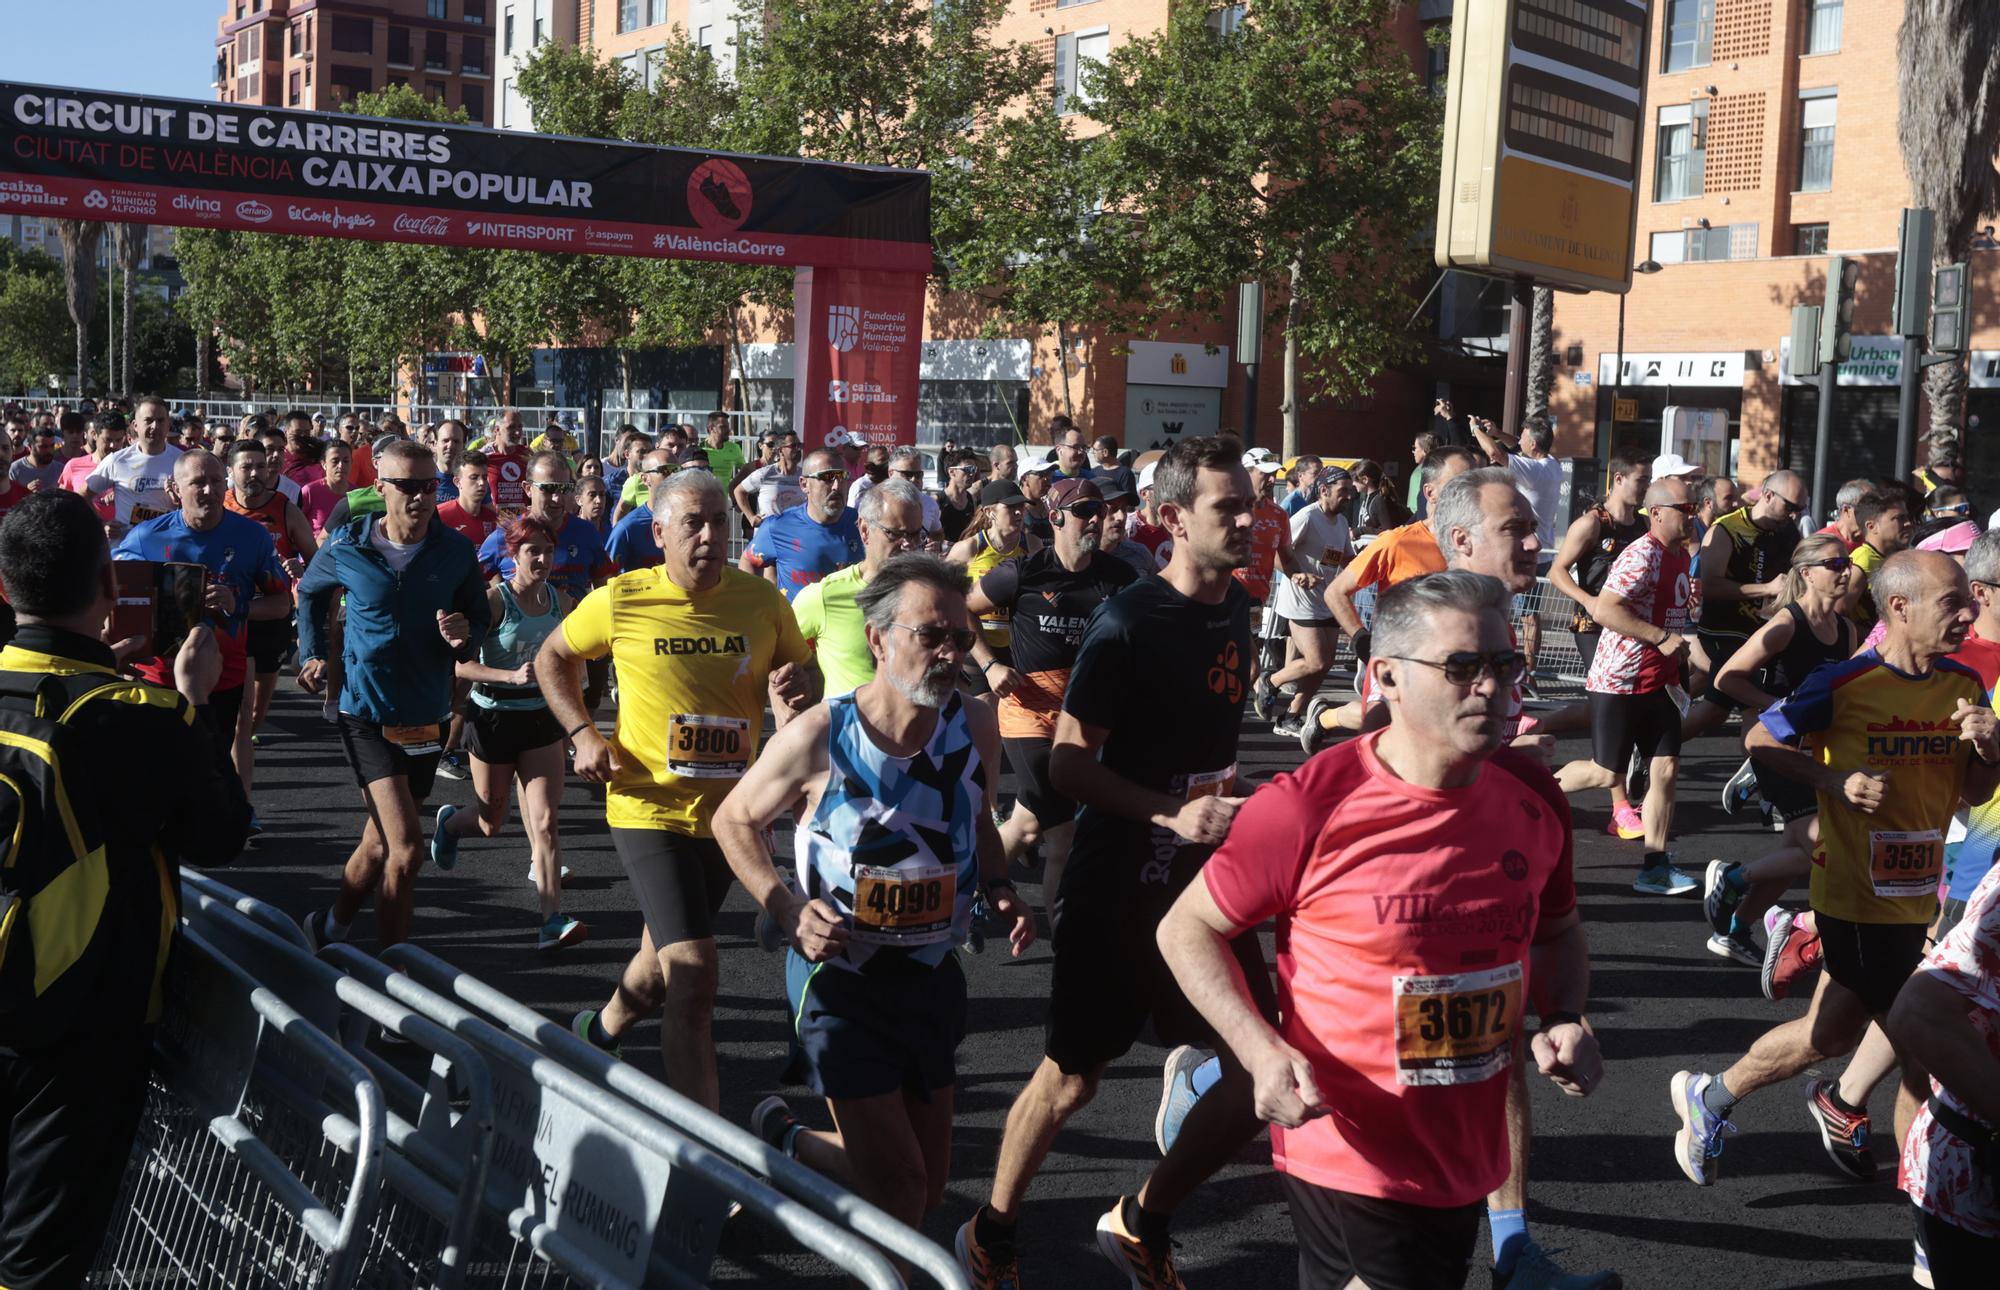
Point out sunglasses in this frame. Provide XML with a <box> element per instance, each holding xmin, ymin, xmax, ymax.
<box><xmin>642</xmin><ymin>464</ymin><xmax>678</xmax><ymax>476</ymax></box>
<box><xmin>1387</xmin><ymin>650</ymin><xmax>1529</xmax><ymax>687</ymax></box>
<box><xmin>889</xmin><ymin>621</ymin><xmax>978</xmax><ymax>653</ymax></box>
<box><xmin>809</xmin><ymin>471</ymin><xmax>848</xmax><ymax>485</ymax></box>
<box><xmin>532</xmin><ymin>482</ymin><xmax>575</xmax><ymax>495</ymax></box>
<box><xmin>1770</xmin><ymin>492</ymin><xmax>1806</xmax><ymax>515</ymax></box>
<box><xmin>891</xmin><ymin>467</ymin><xmax>925</xmax><ymax>480</ymax></box>
<box><xmin>1933</xmin><ymin>503</ymin><xmax>1971</xmax><ymax>517</ymax></box>
<box><xmin>873</xmin><ymin>524</ymin><xmax>925</xmax><ymax>544</ymax></box>
<box><xmin>380</xmin><ymin>476</ymin><xmax>440</xmax><ymax>495</ymax></box>
<box><xmin>1804</xmin><ymin>556</ymin><xmax>1853</xmax><ymax>573</ymax></box>
<box><xmin>1657</xmin><ymin>501</ymin><xmax>1700</xmax><ymax>516</ymax></box>
<box><xmin>950</xmin><ymin>464</ymin><xmax>981</xmax><ymax>475</ymax></box>
<box><xmin>1059</xmin><ymin>499</ymin><xmax>1106</xmax><ymax>519</ymax></box>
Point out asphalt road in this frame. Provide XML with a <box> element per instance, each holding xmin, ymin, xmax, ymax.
<box><xmin>217</xmin><ymin>681</ymin><xmax>1922</xmax><ymax>1290</ymax></box>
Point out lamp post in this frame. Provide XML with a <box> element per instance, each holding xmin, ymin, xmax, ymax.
<box><xmin>1610</xmin><ymin>258</ymin><xmax>1664</xmax><ymax>458</ymax></box>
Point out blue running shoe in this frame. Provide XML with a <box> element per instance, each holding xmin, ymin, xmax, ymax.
<box><xmin>1154</xmin><ymin>1044</ymin><xmax>1207</xmax><ymax>1155</ymax></box>
<box><xmin>1669</xmin><ymin>1070</ymin><xmax>1737</xmax><ymax>1186</ymax></box>
<box><xmin>430</xmin><ymin>803</ymin><xmax>460</xmax><ymax>871</ymax></box>
<box><xmin>1493</xmin><ymin>1240</ymin><xmax>1622</xmax><ymax>1290</ymax></box>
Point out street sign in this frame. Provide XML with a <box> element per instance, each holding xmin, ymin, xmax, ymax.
<box><xmin>1613</xmin><ymin>398</ymin><xmax>1638</xmax><ymax>422</ymax></box>
<box><xmin>1435</xmin><ymin>0</ymin><xmax>1649</xmax><ymax>294</ymax></box>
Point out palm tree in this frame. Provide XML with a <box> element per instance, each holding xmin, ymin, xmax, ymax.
<box><xmin>108</xmin><ymin>224</ymin><xmax>145</xmax><ymax>394</ymax></box>
<box><xmin>1525</xmin><ymin>285</ymin><xmax>1554</xmax><ymax>420</ymax></box>
<box><xmin>1897</xmin><ymin>3</ymin><xmax>2000</xmax><ymax>439</ymax></box>
<box><xmin>53</xmin><ymin>220</ymin><xmax>104</xmax><ymax>396</ymax></box>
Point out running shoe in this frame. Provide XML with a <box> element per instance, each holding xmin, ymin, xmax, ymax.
<box><xmin>1300</xmin><ymin>694</ymin><xmax>1334</xmax><ymax>757</ymax></box>
<box><xmin>537</xmin><ymin>913</ymin><xmax>587</xmax><ymax>951</ymax></box>
<box><xmin>1632</xmin><ymin>861</ymin><xmax>1697</xmax><ymax>896</ymax></box>
<box><xmin>1805</xmin><ymin>1079</ymin><xmax>1877</xmax><ymax>1181</ymax></box>
<box><xmin>1668</xmin><ymin>1070</ymin><xmax>1737</xmax><ymax>1186</ymax></box>
<box><xmin>1155</xmin><ymin>1044</ymin><xmax>1206</xmax><ymax>1156</ymax></box>
<box><xmin>571</xmin><ymin>1008</ymin><xmax>623</xmax><ymax>1061</ymax></box>
<box><xmin>1705</xmin><ymin>931</ymin><xmax>1760</xmax><ymax>967</ymax></box>
<box><xmin>1252</xmin><ymin>671</ymin><xmax>1280</xmax><ymax>722</ymax></box>
<box><xmin>1272</xmin><ymin>713</ymin><xmax>1305</xmax><ymax>739</ymax></box>
<box><xmin>1493</xmin><ymin>1241</ymin><xmax>1623</xmax><ymax>1290</ymax></box>
<box><xmin>435</xmin><ymin>748</ymin><xmax>469</xmax><ymax>781</ymax></box>
<box><xmin>1702</xmin><ymin>860</ymin><xmax>1743</xmax><ymax>935</ymax></box>
<box><xmin>955</xmin><ymin>1215</ymin><xmax>1022</xmax><ymax>1290</ymax></box>
<box><xmin>1095</xmin><ymin>1198</ymin><xmax>1186</xmax><ymax>1290</ymax></box>
<box><xmin>1760</xmin><ymin>908</ymin><xmax>1822</xmax><ymax>1001</ymax></box>
<box><xmin>751</xmin><ymin>1094</ymin><xmax>802</xmax><ymax>1156</ymax></box>
<box><xmin>526</xmin><ymin>864</ymin><xmax>572</xmax><ymax>887</ymax></box>
<box><xmin>1607</xmin><ymin>803</ymin><xmax>1645</xmax><ymax>841</ymax></box>
<box><xmin>430</xmin><ymin>803</ymin><xmax>460</xmax><ymax>871</ymax></box>
<box><xmin>1721</xmin><ymin>757</ymin><xmax>1758</xmax><ymax>814</ymax></box>
<box><xmin>1913</xmin><ymin>1238</ymin><xmax>1934</xmax><ymax>1290</ymax></box>
<box><xmin>301</xmin><ymin>908</ymin><xmax>333</xmax><ymax>953</ymax></box>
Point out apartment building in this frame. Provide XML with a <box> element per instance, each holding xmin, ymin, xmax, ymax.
<box><xmin>1545</xmin><ymin>0</ymin><xmax>1999</xmax><ymax>497</ymax></box>
<box><xmin>213</xmin><ymin>0</ymin><xmax>498</xmax><ymax>125</ymax></box>
<box><xmin>498</xmin><ymin>1</ymin><xmax>581</xmax><ymax>130</ymax></box>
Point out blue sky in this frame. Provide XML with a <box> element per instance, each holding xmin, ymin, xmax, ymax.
<box><xmin>2</xmin><ymin>1</ymin><xmax>222</xmax><ymax>103</ymax></box>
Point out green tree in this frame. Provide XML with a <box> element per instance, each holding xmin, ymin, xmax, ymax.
<box><xmin>1088</xmin><ymin>0</ymin><xmax>1443</xmax><ymax>453</ymax></box>
<box><xmin>52</xmin><ymin>220</ymin><xmax>104</xmax><ymax>395</ymax></box>
<box><xmin>0</xmin><ymin>250</ymin><xmax>71</xmax><ymax>392</ymax></box>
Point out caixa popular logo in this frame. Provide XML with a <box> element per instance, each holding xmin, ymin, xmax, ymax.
<box><xmin>236</xmin><ymin>199</ymin><xmax>273</xmax><ymax>224</ymax></box>
<box><xmin>172</xmin><ymin>194</ymin><xmax>222</xmax><ymax>216</ymax></box>
<box><xmin>394</xmin><ymin>214</ymin><xmax>453</xmax><ymax>237</ymax></box>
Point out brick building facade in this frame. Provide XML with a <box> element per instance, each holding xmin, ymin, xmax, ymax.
<box><xmin>213</xmin><ymin>0</ymin><xmax>498</xmax><ymax>125</ymax></box>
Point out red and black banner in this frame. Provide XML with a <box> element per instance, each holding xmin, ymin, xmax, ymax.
<box><xmin>0</xmin><ymin>80</ymin><xmax>932</xmax><ymax>272</ymax></box>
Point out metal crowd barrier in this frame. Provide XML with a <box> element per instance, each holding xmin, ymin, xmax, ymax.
<box><xmin>94</xmin><ymin>872</ymin><xmax>960</xmax><ymax>1289</ymax></box>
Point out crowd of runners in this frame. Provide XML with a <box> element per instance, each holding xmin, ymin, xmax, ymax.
<box><xmin>3</xmin><ymin>391</ymin><xmax>1996</xmax><ymax>1289</ymax></box>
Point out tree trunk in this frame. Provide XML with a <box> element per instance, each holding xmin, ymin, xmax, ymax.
<box><xmin>1526</xmin><ymin>286</ymin><xmax>1555</xmax><ymax>420</ymax></box>
<box><xmin>54</xmin><ymin>220</ymin><xmax>104</xmax><ymax>395</ymax></box>
<box><xmin>121</xmin><ymin>236</ymin><xmax>138</xmax><ymax>392</ymax></box>
<box><xmin>196</xmin><ymin>328</ymin><xmax>212</xmax><ymax>401</ymax></box>
<box><xmin>1055</xmin><ymin>321</ymin><xmax>1076</xmax><ymax>421</ymax></box>
<box><xmin>1281</xmin><ymin>257</ymin><xmax>1302</xmax><ymax>460</ymax></box>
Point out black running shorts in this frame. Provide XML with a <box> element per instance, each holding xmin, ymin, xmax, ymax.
<box><xmin>246</xmin><ymin>615</ymin><xmax>295</xmax><ymax>675</ymax></box>
<box><xmin>612</xmin><ymin>827</ymin><xmax>735</xmax><ymax>946</ymax></box>
<box><xmin>1043</xmin><ymin>841</ymin><xmax>1278</xmax><ymax>1075</ymax></box>
<box><xmin>336</xmin><ymin>714</ymin><xmax>444</xmax><ymax>802</ymax></box>
<box><xmin>466</xmin><ymin>704</ymin><xmax>564</xmax><ymax>766</ymax></box>
<box><xmin>1588</xmin><ymin>688</ymin><xmax>1682</xmax><ymax>772</ymax></box>
<box><xmin>1751</xmin><ymin>761</ymin><xmax>1819</xmax><ymax>823</ymax></box>
<box><xmin>1816</xmin><ymin>913</ymin><xmax>1928</xmax><ymax>1016</ymax></box>
<box><xmin>1281</xmin><ymin>1173</ymin><xmax>1482</xmax><ymax>1290</ymax></box>
<box><xmin>784</xmin><ymin>949</ymin><xmax>966</xmax><ymax>1101</ymax></box>
<box><xmin>1002</xmin><ymin>736</ymin><xmax>1075</xmax><ymax>830</ymax></box>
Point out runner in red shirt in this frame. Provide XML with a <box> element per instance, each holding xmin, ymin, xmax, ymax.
<box><xmin>1555</xmin><ymin>476</ymin><xmax>1703</xmax><ymax>895</ymax></box>
<box><xmin>435</xmin><ymin>450</ymin><xmax>500</xmax><ymax>546</ymax></box>
<box><xmin>480</xmin><ymin>415</ymin><xmax>533</xmax><ymax>515</ymax></box>
<box><xmin>1233</xmin><ymin>450</ymin><xmax>1300</xmax><ymax>605</ymax></box>
<box><xmin>1158</xmin><ymin>569</ymin><xmax>1599</xmax><ymax>1290</ymax></box>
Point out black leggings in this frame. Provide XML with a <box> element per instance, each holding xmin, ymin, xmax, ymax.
<box><xmin>1919</xmin><ymin>1206</ymin><xmax>2000</xmax><ymax>1289</ymax></box>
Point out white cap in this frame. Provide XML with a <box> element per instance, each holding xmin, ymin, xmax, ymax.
<box><xmin>1022</xmin><ymin>457</ymin><xmax>1062</xmax><ymax>474</ymax></box>
<box><xmin>1138</xmin><ymin>461</ymin><xmax>1157</xmax><ymax>491</ymax></box>
<box><xmin>1651</xmin><ymin>452</ymin><xmax>1701</xmax><ymax>479</ymax></box>
<box><xmin>1241</xmin><ymin>449</ymin><xmax>1281</xmax><ymax>473</ymax></box>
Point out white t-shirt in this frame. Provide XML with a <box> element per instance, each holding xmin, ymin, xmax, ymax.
<box><xmin>743</xmin><ymin>463</ymin><xmax>805</xmax><ymax>517</ymax></box>
<box><xmin>369</xmin><ymin>524</ymin><xmax>423</xmax><ymax>574</ymax></box>
<box><xmin>1507</xmin><ymin>453</ymin><xmax>1565</xmax><ymax>549</ymax></box>
<box><xmin>1275</xmin><ymin>503</ymin><xmax>1352</xmax><ymax>623</ymax></box>
<box><xmin>86</xmin><ymin>443</ymin><xmax>184</xmax><ymax>529</ymax></box>
<box><xmin>849</xmin><ymin>474</ymin><xmax>942</xmax><ymax>533</ymax></box>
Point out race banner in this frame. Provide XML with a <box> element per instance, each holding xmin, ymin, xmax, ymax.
<box><xmin>0</xmin><ymin>81</ymin><xmax>931</xmax><ymax>273</ymax></box>
<box><xmin>794</xmin><ymin>267</ymin><xmax>927</xmax><ymax>448</ymax></box>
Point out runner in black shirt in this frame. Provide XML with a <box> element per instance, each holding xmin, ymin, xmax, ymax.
<box><xmin>965</xmin><ymin>477</ymin><xmax>1136</xmax><ymax>919</ymax></box>
<box><xmin>935</xmin><ymin>448</ymin><xmax>982</xmax><ymax>544</ymax></box>
<box><xmin>955</xmin><ymin>438</ymin><xmax>1276</xmax><ymax>1290</ymax></box>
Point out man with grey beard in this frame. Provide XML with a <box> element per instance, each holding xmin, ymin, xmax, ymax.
<box><xmin>714</xmin><ymin>552</ymin><xmax>1034</xmax><ymax>1240</ymax></box>
<box><xmin>964</xmin><ymin>476</ymin><xmax>1136</xmax><ymax>920</ymax></box>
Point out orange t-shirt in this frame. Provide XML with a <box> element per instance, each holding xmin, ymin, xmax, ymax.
<box><xmin>1234</xmin><ymin>500</ymin><xmax>1289</xmax><ymax>601</ymax></box>
<box><xmin>1347</xmin><ymin>519</ymin><xmax>1443</xmax><ymax>593</ymax></box>
<box><xmin>347</xmin><ymin>440</ymin><xmax>376</xmax><ymax>487</ymax></box>
<box><xmin>1203</xmin><ymin>732</ymin><xmax>1577</xmax><ymax>1207</ymax></box>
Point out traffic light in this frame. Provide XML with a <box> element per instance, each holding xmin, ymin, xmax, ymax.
<box><xmin>1931</xmin><ymin>262</ymin><xmax>1971</xmax><ymax>355</ymax></box>
<box><xmin>1819</xmin><ymin>254</ymin><xmax>1860</xmax><ymax>365</ymax></box>
<box><xmin>1893</xmin><ymin>208</ymin><xmax>1937</xmax><ymax>337</ymax></box>
<box><xmin>1790</xmin><ymin>305</ymin><xmax>1823</xmax><ymax>380</ymax></box>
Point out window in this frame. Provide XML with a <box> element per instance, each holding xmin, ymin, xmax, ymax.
<box><xmin>503</xmin><ymin>6</ymin><xmax>514</xmax><ymax>54</ymax></box>
<box><xmin>329</xmin><ymin>64</ymin><xmax>373</xmax><ymax>100</ymax></box>
<box><xmin>289</xmin><ymin>21</ymin><xmax>302</xmax><ymax>56</ymax></box>
<box><xmin>1799</xmin><ymin>90</ymin><xmax>1836</xmax><ymax>192</ymax></box>
<box><xmin>304</xmin><ymin>17</ymin><xmax>312</xmax><ymax>51</ymax></box>
<box><xmin>618</xmin><ymin>0</ymin><xmax>639</xmax><ymax>33</ymax></box>
<box><xmin>1423</xmin><ymin>21</ymin><xmax>1449</xmax><ymax>98</ymax></box>
<box><xmin>1651</xmin><ymin>224</ymin><xmax>1759</xmax><ymax>263</ymax></box>
<box><xmin>304</xmin><ymin>61</ymin><xmax>311</xmax><ymax>87</ymax></box>
<box><xmin>288</xmin><ymin>70</ymin><xmax>300</xmax><ymax>104</ymax></box>
<box><xmin>1794</xmin><ymin>223</ymin><xmax>1829</xmax><ymax>255</ymax></box>
<box><xmin>1804</xmin><ymin>0</ymin><xmax>1841</xmax><ymax>54</ymax></box>
<box><xmin>464</xmin><ymin>0</ymin><xmax>486</xmax><ymax>24</ymax></box>
<box><xmin>1054</xmin><ymin>28</ymin><xmax>1110</xmax><ymax>115</ymax></box>
<box><xmin>427</xmin><ymin>80</ymin><xmax>447</xmax><ymax>101</ymax></box>
<box><xmin>464</xmin><ymin>38</ymin><xmax>487</xmax><ymax>74</ymax></box>
<box><xmin>330</xmin><ymin>16</ymin><xmax>373</xmax><ymax>54</ymax></box>
<box><xmin>649</xmin><ymin>0</ymin><xmax>667</xmax><ymax>24</ymax></box>
<box><xmin>1056</xmin><ymin>0</ymin><xmax>1099</xmax><ymax>7</ymax></box>
<box><xmin>388</xmin><ymin>26</ymin><xmax>412</xmax><ymax>65</ymax></box>
<box><xmin>462</xmin><ymin>85</ymin><xmax>484</xmax><ymax>120</ymax></box>
<box><xmin>533</xmin><ymin>15</ymin><xmax>545</xmax><ymax>44</ymax></box>
<box><xmin>1649</xmin><ymin>230</ymin><xmax>1687</xmax><ymax>265</ymax></box>
<box><xmin>1662</xmin><ymin>0</ymin><xmax>1713</xmax><ymax>73</ymax></box>
<box><xmin>1655</xmin><ymin>102</ymin><xmax>1706</xmax><ymax>201</ymax></box>
<box><xmin>239</xmin><ymin>70</ymin><xmax>260</xmax><ymax>101</ymax></box>
<box><xmin>501</xmin><ymin>78</ymin><xmax>512</xmax><ymax>127</ymax></box>
<box><xmin>427</xmin><ymin>0</ymin><xmax>448</xmax><ymax>19</ymax></box>
<box><xmin>426</xmin><ymin>32</ymin><xmax>449</xmax><ymax>70</ymax></box>
<box><xmin>1206</xmin><ymin>5</ymin><xmax>1246</xmax><ymax>36</ymax></box>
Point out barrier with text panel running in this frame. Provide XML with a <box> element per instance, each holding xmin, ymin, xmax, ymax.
<box><xmin>178</xmin><ymin>877</ymin><xmax>497</xmax><ymax>1289</ymax></box>
<box><xmin>380</xmin><ymin>942</ymin><xmax>974</xmax><ymax>1290</ymax></box>
<box><xmin>357</xmin><ymin>944</ymin><xmax>919</xmax><ymax>1289</ymax></box>
<box><xmin>89</xmin><ymin>921</ymin><xmax>386</xmax><ymax>1290</ymax></box>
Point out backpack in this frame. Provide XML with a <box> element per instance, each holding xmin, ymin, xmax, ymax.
<box><xmin>0</xmin><ymin>672</ymin><xmax>112</xmax><ymax>1049</ymax></box>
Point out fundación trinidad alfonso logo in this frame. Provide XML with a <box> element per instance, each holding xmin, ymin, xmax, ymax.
<box><xmin>687</xmin><ymin>158</ymin><xmax>753</xmax><ymax>232</ymax></box>
<box><xmin>828</xmin><ymin>305</ymin><xmax>861</xmax><ymax>353</ymax></box>
<box><xmin>84</xmin><ymin>189</ymin><xmax>108</xmax><ymax>210</ymax></box>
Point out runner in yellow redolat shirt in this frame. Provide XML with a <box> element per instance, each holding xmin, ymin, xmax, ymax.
<box><xmin>539</xmin><ymin>469</ymin><xmax>813</xmax><ymax>1108</ymax></box>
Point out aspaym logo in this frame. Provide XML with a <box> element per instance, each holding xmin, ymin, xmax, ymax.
<box><xmin>827</xmin><ymin>305</ymin><xmax>861</xmax><ymax>353</ymax></box>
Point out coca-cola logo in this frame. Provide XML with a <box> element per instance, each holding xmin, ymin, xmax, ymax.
<box><xmin>393</xmin><ymin>214</ymin><xmax>452</xmax><ymax>237</ymax></box>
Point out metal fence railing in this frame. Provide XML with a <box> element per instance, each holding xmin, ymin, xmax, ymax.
<box><xmin>92</xmin><ymin>871</ymin><xmax>963</xmax><ymax>1289</ymax></box>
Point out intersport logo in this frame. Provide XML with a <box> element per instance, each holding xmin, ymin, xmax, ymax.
<box><xmin>394</xmin><ymin>214</ymin><xmax>452</xmax><ymax>237</ymax></box>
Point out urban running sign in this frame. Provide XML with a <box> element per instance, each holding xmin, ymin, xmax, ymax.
<box><xmin>0</xmin><ymin>81</ymin><xmax>931</xmax><ymax>273</ymax></box>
